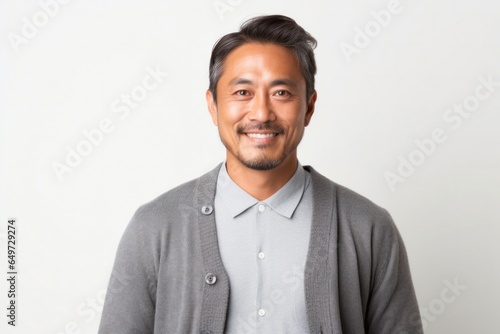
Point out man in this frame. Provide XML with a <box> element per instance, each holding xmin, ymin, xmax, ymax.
<box><xmin>98</xmin><ymin>15</ymin><xmax>423</xmax><ymax>333</ymax></box>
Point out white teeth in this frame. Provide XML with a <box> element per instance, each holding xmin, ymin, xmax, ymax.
<box><xmin>246</xmin><ymin>133</ymin><xmax>276</xmax><ymax>139</ymax></box>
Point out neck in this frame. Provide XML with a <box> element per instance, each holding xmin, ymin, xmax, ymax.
<box><xmin>225</xmin><ymin>154</ymin><xmax>298</xmax><ymax>201</ymax></box>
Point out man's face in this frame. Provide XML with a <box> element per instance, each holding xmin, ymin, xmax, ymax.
<box><xmin>206</xmin><ymin>42</ymin><xmax>316</xmax><ymax>171</ymax></box>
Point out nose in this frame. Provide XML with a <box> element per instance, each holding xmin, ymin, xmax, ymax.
<box><xmin>247</xmin><ymin>93</ymin><xmax>276</xmax><ymax>122</ymax></box>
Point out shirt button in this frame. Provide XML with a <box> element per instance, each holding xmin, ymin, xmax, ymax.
<box><xmin>205</xmin><ymin>273</ymin><xmax>217</xmax><ymax>285</ymax></box>
<box><xmin>258</xmin><ymin>204</ymin><xmax>265</xmax><ymax>212</ymax></box>
<box><xmin>258</xmin><ymin>252</ymin><xmax>265</xmax><ymax>259</ymax></box>
<box><xmin>258</xmin><ymin>309</ymin><xmax>266</xmax><ymax>317</ymax></box>
<box><xmin>201</xmin><ymin>205</ymin><xmax>213</xmax><ymax>215</ymax></box>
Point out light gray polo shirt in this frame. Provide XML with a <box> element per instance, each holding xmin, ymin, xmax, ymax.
<box><xmin>214</xmin><ymin>162</ymin><xmax>313</xmax><ymax>333</ymax></box>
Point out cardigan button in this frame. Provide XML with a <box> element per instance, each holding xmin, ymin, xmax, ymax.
<box><xmin>201</xmin><ymin>205</ymin><xmax>213</xmax><ymax>215</ymax></box>
<box><xmin>205</xmin><ymin>273</ymin><xmax>217</xmax><ymax>285</ymax></box>
<box><xmin>200</xmin><ymin>330</ymin><xmax>212</xmax><ymax>334</ymax></box>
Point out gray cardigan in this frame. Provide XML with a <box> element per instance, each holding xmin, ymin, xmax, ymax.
<box><xmin>98</xmin><ymin>164</ymin><xmax>423</xmax><ymax>333</ymax></box>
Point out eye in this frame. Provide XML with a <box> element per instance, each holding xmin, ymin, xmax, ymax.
<box><xmin>274</xmin><ymin>90</ymin><xmax>291</xmax><ymax>97</ymax></box>
<box><xmin>235</xmin><ymin>90</ymin><xmax>249</xmax><ymax>96</ymax></box>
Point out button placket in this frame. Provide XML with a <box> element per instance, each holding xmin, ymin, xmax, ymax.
<box><xmin>255</xmin><ymin>201</ymin><xmax>270</xmax><ymax>324</ymax></box>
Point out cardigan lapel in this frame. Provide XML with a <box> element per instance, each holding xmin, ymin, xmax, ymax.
<box><xmin>196</xmin><ymin>163</ymin><xmax>230</xmax><ymax>334</ymax></box>
<box><xmin>304</xmin><ymin>166</ymin><xmax>342</xmax><ymax>333</ymax></box>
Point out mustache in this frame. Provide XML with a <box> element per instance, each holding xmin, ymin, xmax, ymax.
<box><xmin>237</xmin><ymin>122</ymin><xmax>284</xmax><ymax>134</ymax></box>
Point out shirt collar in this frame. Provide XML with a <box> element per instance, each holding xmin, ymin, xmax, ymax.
<box><xmin>216</xmin><ymin>162</ymin><xmax>308</xmax><ymax>219</ymax></box>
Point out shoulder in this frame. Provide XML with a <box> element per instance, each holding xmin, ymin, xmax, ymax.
<box><xmin>128</xmin><ymin>164</ymin><xmax>221</xmax><ymax>233</ymax></box>
<box><xmin>305</xmin><ymin>165</ymin><xmax>395</xmax><ymax>234</ymax></box>
<box><xmin>305</xmin><ymin>165</ymin><xmax>406</xmax><ymax>274</ymax></box>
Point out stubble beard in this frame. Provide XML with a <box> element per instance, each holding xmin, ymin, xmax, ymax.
<box><xmin>219</xmin><ymin>125</ymin><xmax>303</xmax><ymax>171</ymax></box>
<box><xmin>236</xmin><ymin>147</ymin><xmax>285</xmax><ymax>170</ymax></box>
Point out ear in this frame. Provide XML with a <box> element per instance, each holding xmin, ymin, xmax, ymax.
<box><xmin>304</xmin><ymin>90</ymin><xmax>317</xmax><ymax>127</ymax></box>
<box><xmin>206</xmin><ymin>90</ymin><xmax>218</xmax><ymax>126</ymax></box>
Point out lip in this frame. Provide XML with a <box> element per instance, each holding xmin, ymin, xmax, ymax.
<box><xmin>243</xmin><ymin>132</ymin><xmax>279</xmax><ymax>145</ymax></box>
<box><xmin>245</xmin><ymin>132</ymin><xmax>278</xmax><ymax>138</ymax></box>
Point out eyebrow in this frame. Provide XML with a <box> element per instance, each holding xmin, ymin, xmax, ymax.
<box><xmin>229</xmin><ymin>78</ymin><xmax>253</xmax><ymax>86</ymax></box>
<box><xmin>228</xmin><ymin>77</ymin><xmax>299</xmax><ymax>89</ymax></box>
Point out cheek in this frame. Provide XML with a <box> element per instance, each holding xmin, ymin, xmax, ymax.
<box><xmin>217</xmin><ymin>112</ymin><xmax>239</xmax><ymax>136</ymax></box>
<box><xmin>226</xmin><ymin>103</ymin><xmax>247</xmax><ymax>119</ymax></box>
<box><xmin>282</xmin><ymin>118</ymin><xmax>307</xmax><ymax>142</ymax></box>
<box><xmin>220</xmin><ymin>105</ymin><xmax>246</xmax><ymax>126</ymax></box>
<box><xmin>285</xmin><ymin>114</ymin><xmax>306</xmax><ymax>130</ymax></box>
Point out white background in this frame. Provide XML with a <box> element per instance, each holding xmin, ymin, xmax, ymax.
<box><xmin>1</xmin><ymin>0</ymin><xmax>499</xmax><ymax>333</ymax></box>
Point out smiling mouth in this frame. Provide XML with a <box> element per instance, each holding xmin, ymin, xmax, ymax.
<box><xmin>238</xmin><ymin>123</ymin><xmax>284</xmax><ymax>141</ymax></box>
<box><xmin>245</xmin><ymin>133</ymin><xmax>278</xmax><ymax>139</ymax></box>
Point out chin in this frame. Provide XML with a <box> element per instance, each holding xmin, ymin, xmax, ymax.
<box><xmin>242</xmin><ymin>161</ymin><xmax>282</xmax><ymax>171</ymax></box>
<box><xmin>237</xmin><ymin>155</ymin><xmax>285</xmax><ymax>171</ymax></box>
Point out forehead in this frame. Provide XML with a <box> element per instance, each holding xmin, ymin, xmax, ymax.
<box><xmin>219</xmin><ymin>42</ymin><xmax>304</xmax><ymax>84</ymax></box>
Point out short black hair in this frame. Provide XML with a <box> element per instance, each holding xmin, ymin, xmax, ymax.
<box><xmin>208</xmin><ymin>15</ymin><xmax>317</xmax><ymax>103</ymax></box>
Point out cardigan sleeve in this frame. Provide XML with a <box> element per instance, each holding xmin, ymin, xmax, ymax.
<box><xmin>365</xmin><ymin>210</ymin><xmax>423</xmax><ymax>334</ymax></box>
<box><xmin>98</xmin><ymin>206</ymin><xmax>158</xmax><ymax>334</ymax></box>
